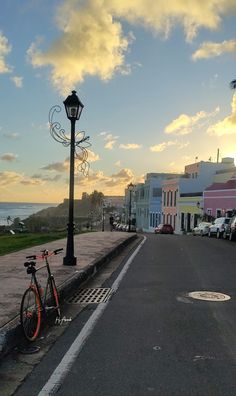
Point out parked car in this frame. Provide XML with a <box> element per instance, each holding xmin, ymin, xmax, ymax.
<box><xmin>208</xmin><ymin>217</ymin><xmax>231</xmax><ymax>238</ymax></box>
<box><xmin>192</xmin><ymin>222</ymin><xmax>211</xmax><ymax>236</ymax></box>
<box><xmin>154</xmin><ymin>224</ymin><xmax>174</xmax><ymax>234</ymax></box>
<box><xmin>223</xmin><ymin>215</ymin><xmax>236</xmax><ymax>241</ymax></box>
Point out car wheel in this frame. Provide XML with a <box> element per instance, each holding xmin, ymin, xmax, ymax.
<box><xmin>216</xmin><ymin>230</ymin><xmax>221</xmax><ymax>239</ymax></box>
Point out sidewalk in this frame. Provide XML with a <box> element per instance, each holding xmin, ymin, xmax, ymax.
<box><xmin>0</xmin><ymin>231</ymin><xmax>137</xmax><ymax>358</ymax></box>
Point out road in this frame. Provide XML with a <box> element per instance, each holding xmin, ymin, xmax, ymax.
<box><xmin>14</xmin><ymin>234</ymin><xmax>236</xmax><ymax>395</ymax></box>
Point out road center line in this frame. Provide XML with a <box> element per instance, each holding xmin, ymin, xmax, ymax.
<box><xmin>38</xmin><ymin>236</ymin><xmax>147</xmax><ymax>396</ymax></box>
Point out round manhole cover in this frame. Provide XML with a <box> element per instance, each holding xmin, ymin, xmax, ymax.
<box><xmin>188</xmin><ymin>291</ymin><xmax>231</xmax><ymax>302</ymax></box>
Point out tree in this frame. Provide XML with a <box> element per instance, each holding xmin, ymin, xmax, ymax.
<box><xmin>230</xmin><ymin>80</ymin><xmax>236</xmax><ymax>89</ymax></box>
<box><xmin>90</xmin><ymin>190</ymin><xmax>104</xmax><ymax>210</ymax></box>
<box><xmin>89</xmin><ymin>191</ymin><xmax>105</xmax><ymax>226</ymax></box>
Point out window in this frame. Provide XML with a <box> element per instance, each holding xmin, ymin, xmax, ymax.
<box><xmin>174</xmin><ymin>190</ymin><xmax>177</xmax><ymax>206</ymax></box>
<box><xmin>153</xmin><ymin>188</ymin><xmax>162</xmax><ymax>197</ymax></box>
<box><xmin>216</xmin><ymin>209</ymin><xmax>221</xmax><ymax>218</ymax></box>
<box><xmin>170</xmin><ymin>191</ymin><xmax>173</xmax><ymax>206</ymax></box>
<box><xmin>163</xmin><ymin>191</ymin><xmax>166</xmax><ymax>206</ymax></box>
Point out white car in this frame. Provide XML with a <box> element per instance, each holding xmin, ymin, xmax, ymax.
<box><xmin>192</xmin><ymin>222</ymin><xmax>211</xmax><ymax>236</ymax></box>
<box><xmin>208</xmin><ymin>217</ymin><xmax>231</xmax><ymax>239</ymax></box>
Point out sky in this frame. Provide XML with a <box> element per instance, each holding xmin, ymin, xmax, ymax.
<box><xmin>0</xmin><ymin>0</ymin><xmax>236</xmax><ymax>203</ymax></box>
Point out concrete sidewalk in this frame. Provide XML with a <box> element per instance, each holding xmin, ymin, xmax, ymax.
<box><xmin>0</xmin><ymin>231</ymin><xmax>137</xmax><ymax>358</ymax></box>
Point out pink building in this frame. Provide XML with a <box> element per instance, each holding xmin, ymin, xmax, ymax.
<box><xmin>162</xmin><ymin>179</ymin><xmax>179</xmax><ymax>230</ymax></box>
<box><xmin>203</xmin><ymin>174</ymin><xmax>236</xmax><ymax>218</ymax></box>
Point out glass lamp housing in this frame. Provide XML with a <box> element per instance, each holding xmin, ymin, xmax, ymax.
<box><xmin>63</xmin><ymin>90</ymin><xmax>84</xmax><ymax>120</ymax></box>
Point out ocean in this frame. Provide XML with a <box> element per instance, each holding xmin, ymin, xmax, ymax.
<box><xmin>0</xmin><ymin>202</ymin><xmax>58</xmax><ymax>226</ymax></box>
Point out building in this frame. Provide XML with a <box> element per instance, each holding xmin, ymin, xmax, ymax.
<box><xmin>162</xmin><ymin>158</ymin><xmax>235</xmax><ymax>233</ymax></box>
<box><xmin>135</xmin><ymin>173</ymin><xmax>179</xmax><ymax>232</ymax></box>
<box><xmin>203</xmin><ymin>174</ymin><xmax>236</xmax><ymax>219</ymax></box>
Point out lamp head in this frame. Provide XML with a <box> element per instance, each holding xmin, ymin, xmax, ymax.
<box><xmin>63</xmin><ymin>90</ymin><xmax>84</xmax><ymax>120</ymax></box>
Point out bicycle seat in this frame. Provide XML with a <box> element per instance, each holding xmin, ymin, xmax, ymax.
<box><xmin>24</xmin><ymin>261</ymin><xmax>36</xmax><ymax>267</ymax></box>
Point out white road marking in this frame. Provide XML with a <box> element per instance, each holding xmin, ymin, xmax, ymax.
<box><xmin>38</xmin><ymin>236</ymin><xmax>147</xmax><ymax>395</ymax></box>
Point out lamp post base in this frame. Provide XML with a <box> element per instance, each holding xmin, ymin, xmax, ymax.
<box><xmin>63</xmin><ymin>256</ymin><xmax>77</xmax><ymax>266</ymax></box>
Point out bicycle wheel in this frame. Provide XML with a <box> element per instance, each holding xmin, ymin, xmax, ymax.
<box><xmin>20</xmin><ymin>287</ymin><xmax>41</xmax><ymax>341</ymax></box>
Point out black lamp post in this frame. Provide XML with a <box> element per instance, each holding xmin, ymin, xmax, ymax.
<box><xmin>49</xmin><ymin>90</ymin><xmax>90</xmax><ymax>266</ymax></box>
<box><xmin>63</xmin><ymin>90</ymin><xmax>84</xmax><ymax>266</ymax></box>
<box><xmin>127</xmin><ymin>183</ymin><xmax>134</xmax><ymax>232</ymax></box>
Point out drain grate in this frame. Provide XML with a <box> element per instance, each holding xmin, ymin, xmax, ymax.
<box><xmin>67</xmin><ymin>288</ymin><xmax>112</xmax><ymax>304</ymax></box>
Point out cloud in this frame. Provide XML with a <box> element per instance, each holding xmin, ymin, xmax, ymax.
<box><xmin>10</xmin><ymin>75</ymin><xmax>23</xmax><ymax>88</ymax></box>
<box><xmin>0</xmin><ymin>32</ymin><xmax>12</xmax><ymax>73</ymax></box>
<box><xmin>27</xmin><ymin>1</ymin><xmax>131</xmax><ymax>94</ymax></box>
<box><xmin>192</xmin><ymin>39</ymin><xmax>236</xmax><ymax>60</ymax></box>
<box><xmin>107</xmin><ymin>0</ymin><xmax>228</xmax><ymax>42</ymax></box>
<box><xmin>110</xmin><ymin>168</ymin><xmax>134</xmax><ymax>181</ymax></box>
<box><xmin>119</xmin><ymin>143</ymin><xmax>142</xmax><ymax>150</ymax></box>
<box><xmin>150</xmin><ymin>141</ymin><xmax>177</xmax><ymax>152</ymax></box>
<box><xmin>99</xmin><ymin>132</ymin><xmax>119</xmax><ymax>150</ymax></box>
<box><xmin>150</xmin><ymin>140</ymin><xmax>190</xmax><ymax>152</ymax></box>
<box><xmin>26</xmin><ymin>0</ymin><xmax>236</xmax><ymax>92</ymax></box>
<box><xmin>105</xmin><ymin>140</ymin><xmax>117</xmax><ymax>150</ymax></box>
<box><xmin>165</xmin><ymin>107</ymin><xmax>219</xmax><ymax>135</ymax></box>
<box><xmin>32</xmin><ymin>173</ymin><xmax>62</xmax><ymax>182</ymax></box>
<box><xmin>0</xmin><ymin>171</ymin><xmax>22</xmax><ymax>186</ymax></box>
<box><xmin>80</xmin><ymin>167</ymin><xmax>134</xmax><ymax>189</ymax></box>
<box><xmin>41</xmin><ymin>160</ymin><xmax>69</xmax><ymax>172</ymax></box>
<box><xmin>20</xmin><ymin>178</ymin><xmax>44</xmax><ymax>186</ymax></box>
<box><xmin>0</xmin><ymin>171</ymin><xmax>47</xmax><ymax>187</ymax></box>
<box><xmin>3</xmin><ymin>132</ymin><xmax>20</xmax><ymax>139</ymax></box>
<box><xmin>86</xmin><ymin>149</ymin><xmax>100</xmax><ymax>162</ymax></box>
<box><xmin>207</xmin><ymin>93</ymin><xmax>236</xmax><ymax>136</ymax></box>
<box><xmin>0</xmin><ymin>153</ymin><xmax>18</xmax><ymax>162</ymax></box>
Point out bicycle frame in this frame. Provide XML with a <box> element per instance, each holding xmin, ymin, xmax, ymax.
<box><xmin>21</xmin><ymin>248</ymin><xmax>62</xmax><ymax>341</ymax></box>
<box><xmin>26</xmin><ymin>249</ymin><xmax>62</xmax><ymax>314</ymax></box>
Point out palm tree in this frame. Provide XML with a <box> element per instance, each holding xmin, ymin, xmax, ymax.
<box><xmin>230</xmin><ymin>80</ymin><xmax>236</xmax><ymax>89</ymax></box>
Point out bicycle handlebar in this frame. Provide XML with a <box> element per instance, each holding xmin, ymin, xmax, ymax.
<box><xmin>25</xmin><ymin>248</ymin><xmax>63</xmax><ymax>260</ymax></box>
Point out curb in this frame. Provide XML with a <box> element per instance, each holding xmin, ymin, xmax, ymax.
<box><xmin>0</xmin><ymin>233</ymin><xmax>137</xmax><ymax>360</ymax></box>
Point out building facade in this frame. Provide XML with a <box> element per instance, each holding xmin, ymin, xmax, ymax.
<box><xmin>162</xmin><ymin>158</ymin><xmax>235</xmax><ymax>233</ymax></box>
<box><xmin>203</xmin><ymin>174</ymin><xmax>236</xmax><ymax>219</ymax></box>
<box><xmin>135</xmin><ymin>173</ymin><xmax>178</xmax><ymax>232</ymax></box>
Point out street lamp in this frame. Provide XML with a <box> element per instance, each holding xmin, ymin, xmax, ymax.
<box><xmin>49</xmin><ymin>90</ymin><xmax>90</xmax><ymax>266</ymax></box>
<box><xmin>63</xmin><ymin>91</ymin><xmax>84</xmax><ymax>266</ymax></box>
<box><xmin>127</xmin><ymin>183</ymin><xmax>134</xmax><ymax>232</ymax></box>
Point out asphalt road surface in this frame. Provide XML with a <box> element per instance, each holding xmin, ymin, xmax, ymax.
<box><xmin>15</xmin><ymin>234</ymin><xmax>236</xmax><ymax>396</ymax></box>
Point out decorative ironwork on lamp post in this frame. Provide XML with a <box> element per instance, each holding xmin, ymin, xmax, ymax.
<box><xmin>127</xmin><ymin>183</ymin><xmax>134</xmax><ymax>232</ymax></box>
<box><xmin>49</xmin><ymin>90</ymin><xmax>90</xmax><ymax>266</ymax></box>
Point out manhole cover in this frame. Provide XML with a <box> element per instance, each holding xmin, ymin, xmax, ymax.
<box><xmin>67</xmin><ymin>288</ymin><xmax>112</xmax><ymax>304</ymax></box>
<box><xmin>188</xmin><ymin>291</ymin><xmax>231</xmax><ymax>302</ymax></box>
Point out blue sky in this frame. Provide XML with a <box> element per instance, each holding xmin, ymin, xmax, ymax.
<box><xmin>0</xmin><ymin>0</ymin><xmax>236</xmax><ymax>203</ymax></box>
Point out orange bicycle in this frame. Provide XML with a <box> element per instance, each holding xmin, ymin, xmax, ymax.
<box><xmin>20</xmin><ymin>248</ymin><xmax>63</xmax><ymax>341</ymax></box>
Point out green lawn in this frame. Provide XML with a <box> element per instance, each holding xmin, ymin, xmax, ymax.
<box><xmin>0</xmin><ymin>232</ymin><xmax>68</xmax><ymax>256</ymax></box>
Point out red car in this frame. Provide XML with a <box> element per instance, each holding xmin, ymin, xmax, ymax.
<box><xmin>154</xmin><ymin>224</ymin><xmax>174</xmax><ymax>234</ymax></box>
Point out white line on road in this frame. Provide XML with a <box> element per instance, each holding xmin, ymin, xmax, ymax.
<box><xmin>38</xmin><ymin>236</ymin><xmax>147</xmax><ymax>396</ymax></box>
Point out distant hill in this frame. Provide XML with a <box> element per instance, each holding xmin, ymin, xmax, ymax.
<box><xmin>31</xmin><ymin>199</ymin><xmax>90</xmax><ymax>218</ymax></box>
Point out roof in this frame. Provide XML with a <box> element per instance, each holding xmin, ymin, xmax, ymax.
<box><xmin>205</xmin><ymin>175</ymin><xmax>236</xmax><ymax>191</ymax></box>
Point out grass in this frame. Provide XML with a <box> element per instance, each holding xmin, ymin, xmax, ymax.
<box><xmin>0</xmin><ymin>231</ymin><xmax>68</xmax><ymax>256</ymax></box>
